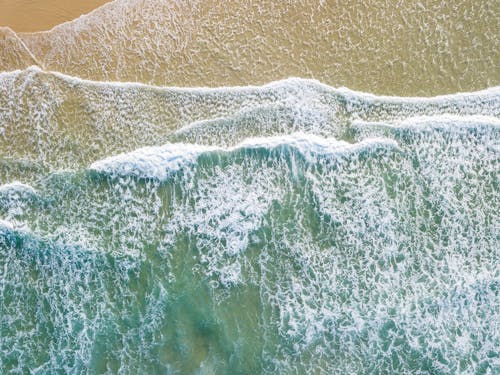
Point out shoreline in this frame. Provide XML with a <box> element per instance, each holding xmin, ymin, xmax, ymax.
<box><xmin>0</xmin><ymin>0</ymin><xmax>110</xmax><ymax>32</ymax></box>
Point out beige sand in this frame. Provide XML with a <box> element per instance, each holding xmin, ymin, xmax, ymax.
<box><xmin>0</xmin><ymin>0</ymin><xmax>110</xmax><ymax>32</ymax></box>
<box><xmin>1</xmin><ymin>0</ymin><xmax>499</xmax><ymax>95</ymax></box>
<box><xmin>0</xmin><ymin>27</ymin><xmax>41</xmax><ymax>70</ymax></box>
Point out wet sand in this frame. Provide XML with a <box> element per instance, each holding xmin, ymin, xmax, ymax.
<box><xmin>1</xmin><ymin>0</ymin><xmax>499</xmax><ymax>96</ymax></box>
<box><xmin>0</xmin><ymin>27</ymin><xmax>40</xmax><ymax>70</ymax></box>
<box><xmin>0</xmin><ymin>0</ymin><xmax>110</xmax><ymax>32</ymax></box>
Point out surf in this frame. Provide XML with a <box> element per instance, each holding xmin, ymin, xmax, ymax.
<box><xmin>0</xmin><ymin>66</ymin><xmax>499</xmax><ymax>374</ymax></box>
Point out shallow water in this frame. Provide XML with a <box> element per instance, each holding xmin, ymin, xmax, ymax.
<box><xmin>0</xmin><ymin>0</ymin><xmax>498</xmax><ymax>95</ymax></box>
<box><xmin>0</xmin><ymin>67</ymin><xmax>499</xmax><ymax>374</ymax></box>
<box><xmin>0</xmin><ymin>1</ymin><xmax>499</xmax><ymax>374</ymax></box>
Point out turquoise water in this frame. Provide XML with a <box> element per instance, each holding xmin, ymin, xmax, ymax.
<box><xmin>0</xmin><ymin>70</ymin><xmax>499</xmax><ymax>374</ymax></box>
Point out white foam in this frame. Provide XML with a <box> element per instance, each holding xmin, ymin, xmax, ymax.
<box><xmin>1</xmin><ymin>67</ymin><xmax>498</xmax><ymax>102</ymax></box>
<box><xmin>89</xmin><ymin>134</ymin><xmax>399</xmax><ymax>180</ymax></box>
<box><xmin>336</xmin><ymin>85</ymin><xmax>500</xmax><ymax>103</ymax></box>
<box><xmin>89</xmin><ymin>143</ymin><xmax>218</xmax><ymax>180</ymax></box>
<box><xmin>1</xmin><ymin>67</ymin><xmax>498</xmax><ymax>179</ymax></box>
<box><xmin>0</xmin><ymin>219</ymin><xmax>14</xmax><ymax>230</ymax></box>
<box><xmin>353</xmin><ymin>114</ymin><xmax>500</xmax><ymax>129</ymax></box>
<box><xmin>239</xmin><ymin>133</ymin><xmax>398</xmax><ymax>162</ymax></box>
<box><xmin>0</xmin><ymin>181</ymin><xmax>37</xmax><ymax>195</ymax></box>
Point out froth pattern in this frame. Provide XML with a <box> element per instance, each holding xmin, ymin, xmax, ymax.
<box><xmin>1</xmin><ymin>52</ymin><xmax>499</xmax><ymax>374</ymax></box>
<box><xmin>0</xmin><ymin>110</ymin><xmax>498</xmax><ymax>373</ymax></box>
<box><xmin>0</xmin><ymin>68</ymin><xmax>498</xmax><ymax>182</ymax></box>
<box><xmin>0</xmin><ymin>1</ymin><xmax>499</xmax><ymax>372</ymax></box>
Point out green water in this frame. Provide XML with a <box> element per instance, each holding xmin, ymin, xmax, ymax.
<box><xmin>0</xmin><ymin>81</ymin><xmax>499</xmax><ymax>373</ymax></box>
<box><xmin>1</xmin><ymin>0</ymin><xmax>499</xmax><ymax>372</ymax></box>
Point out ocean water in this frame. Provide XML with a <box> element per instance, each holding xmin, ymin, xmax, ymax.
<box><xmin>1</xmin><ymin>0</ymin><xmax>500</xmax><ymax>373</ymax></box>
<box><xmin>0</xmin><ymin>65</ymin><xmax>499</xmax><ymax>374</ymax></box>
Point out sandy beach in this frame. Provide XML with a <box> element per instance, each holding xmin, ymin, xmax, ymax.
<box><xmin>0</xmin><ymin>0</ymin><xmax>110</xmax><ymax>32</ymax></box>
<box><xmin>0</xmin><ymin>0</ymin><xmax>498</xmax><ymax>95</ymax></box>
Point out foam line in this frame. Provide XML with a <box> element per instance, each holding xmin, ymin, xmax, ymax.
<box><xmin>352</xmin><ymin>114</ymin><xmax>500</xmax><ymax>129</ymax></box>
<box><xmin>1</xmin><ymin>66</ymin><xmax>498</xmax><ymax>100</ymax></box>
<box><xmin>90</xmin><ymin>133</ymin><xmax>398</xmax><ymax>180</ymax></box>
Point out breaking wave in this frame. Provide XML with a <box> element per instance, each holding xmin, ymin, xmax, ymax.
<box><xmin>0</xmin><ymin>68</ymin><xmax>499</xmax><ymax>374</ymax></box>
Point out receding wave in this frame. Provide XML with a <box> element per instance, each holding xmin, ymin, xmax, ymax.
<box><xmin>1</xmin><ymin>0</ymin><xmax>497</xmax><ymax>95</ymax></box>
